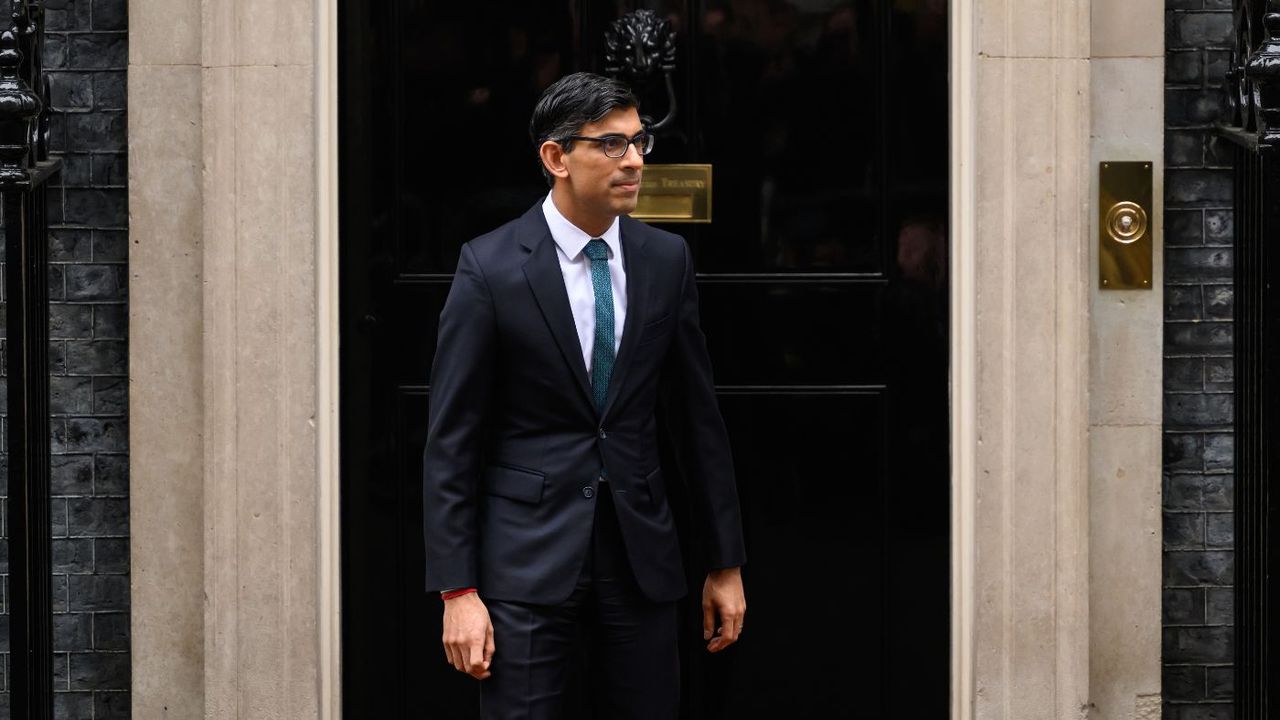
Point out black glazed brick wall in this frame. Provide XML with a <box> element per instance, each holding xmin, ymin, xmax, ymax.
<box><xmin>0</xmin><ymin>0</ymin><xmax>129</xmax><ymax>717</ymax></box>
<box><xmin>1165</xmin><ymin>1</ymin><xmax>1235</xmax><ymax>718</ymax></box>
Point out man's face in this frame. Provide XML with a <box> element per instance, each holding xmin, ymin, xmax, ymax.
<box><xmin>558</xmin><ymin>106</ymin><xmax>645</xmax><ymax>217</ymax></box>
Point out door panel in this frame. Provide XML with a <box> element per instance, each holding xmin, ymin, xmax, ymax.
<box><xmin>340</xmin><ymin>1</ymin><xmax>949</xmax><ymax>716</ymax></box>
<box><xmin>701</xmin><ymin>392</ymin><xmax>888</xmax><ymax>716</ymax></box>
<box><xmin>697</xmin><ymin>282</ymin><xmax>885</xmax><ymax>384</ymax></box>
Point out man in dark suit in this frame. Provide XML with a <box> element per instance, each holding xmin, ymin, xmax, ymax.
<box><xmin>422</xmin><ymin>71</ymin><xmax>747</xmax><ymax>720</ymax></box>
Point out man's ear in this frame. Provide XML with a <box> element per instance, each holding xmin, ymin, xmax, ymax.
<box><xmin>539</xmin><ymin>140</ymin><xmax>570</xmax><ymax>182</ymax></box>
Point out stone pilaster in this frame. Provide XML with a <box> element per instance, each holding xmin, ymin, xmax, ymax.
<box><xmin>128</xmin><ymin>0</ymin><xmax>205</xmax><ymax>715</ymax></box>
<box><xmin>130</xmin><ymin>0</ymin><xmax>327</xmax><ymax>716</ymax></box>
<box><xmin>959</xmin><ymin>0</ymin><xmax>1094</xmax><ymax>717</ymax></box>
<box><xmin>1089</xmin><ymin>0</ymin><xmax>1165</xmax><ymax>716</ymax></box>
<box><xmin>200</xmin><ymin>0</ymin><xmax>320</xmax><ymax>715</ymax></box>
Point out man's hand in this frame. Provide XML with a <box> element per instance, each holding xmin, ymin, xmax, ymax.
<box><xmin>701</xmin><ymin>566</ymin><xmax>746</xmax><ymax>653</ymax></box>
<box><xmin>442</xmin><ymin>593</ymin><xmax>495</xmax><ymax>679</ymax></box>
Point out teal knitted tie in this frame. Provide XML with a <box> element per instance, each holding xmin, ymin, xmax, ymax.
<box><xmin>583</xmin><ymin>238</ymin><xmax>615</xmax><ymax>415</ymax></box>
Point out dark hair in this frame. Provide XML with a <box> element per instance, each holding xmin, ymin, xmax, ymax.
<box><xmin>529</xmin><ymin>72</ymin><xmax>639</xmax><ymax>187</ymax></box>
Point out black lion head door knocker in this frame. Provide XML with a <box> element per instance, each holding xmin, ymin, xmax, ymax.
<box><xmin>603</xmin><ymin>9</ymin><xmax>678</xmax><ymax>135</ymax></box>
<box><xmin>604</xmin><ymin>9</ymin><xmax>712</xmax><ymax>224</ymax></box>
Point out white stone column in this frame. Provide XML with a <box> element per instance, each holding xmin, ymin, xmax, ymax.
<box><xmin>200</xmin><ymin>0</ymin><xmax>320</xmax><ymax>716</ymax></box>
<box><xmin>130</xmin><ymin>0</ymin><xmax>331</xmax><ymax>716</ymax></box>
<box><xmin>954</xmin><ymin>0</ymin><xmax>1165</xmax><ymax>717</ymax></box>
<box><xmin>1088</xmin><ymin>0</ymin><xmax>1165</xmax><ymax>717</ymax></box>
<box><xmin>128</xmin><ymin>0</ymin><xmax>205</xmax><ymax>716</ymax></box>
<box><xmin>956</xmin><ymin>0</ymin><xmax>1095</xmax><ymax>717</ymax></box>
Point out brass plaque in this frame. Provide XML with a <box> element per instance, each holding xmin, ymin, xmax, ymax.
<box><xmin>631</xmin><ymin>163</ymin><xmax>712</xmax><ymax>223</ymax></box>
<box><xmin>1099</xmin><ymin>161</ymin><xmax>1153</xmax><ymax>290</ymax></box>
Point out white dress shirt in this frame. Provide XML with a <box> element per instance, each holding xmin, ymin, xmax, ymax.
<box><xmin>541</xmin><ymin>191</ymin><xmax>627</xmax><ymax>379</ymax></box>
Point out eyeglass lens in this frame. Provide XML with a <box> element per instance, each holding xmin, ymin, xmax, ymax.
<box><xmin>603</xmin><ymin>134</ymin><xmax>653</xmax><ymax>157</ymax></box>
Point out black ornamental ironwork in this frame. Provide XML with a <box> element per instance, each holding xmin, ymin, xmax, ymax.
<box><xmin>1224</xmin><ymin>0</ymin><xmax>1280</xmax><ymax>147</ymax></box>
<box><xmin>0</xmin><ymin>0</ymin><xmax>59</xmax><ymax>717</ymax></box>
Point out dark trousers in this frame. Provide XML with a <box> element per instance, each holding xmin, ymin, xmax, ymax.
<box><xmin>480</xmin><ymin>483</ymin><xmax>680</xmax><ymax>720</ymax></box>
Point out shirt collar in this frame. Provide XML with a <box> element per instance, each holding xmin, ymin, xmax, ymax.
<box><xmin>541</xmin><ymin>191</ymin><xmax>621</xmax><ymax>262</ymax></box>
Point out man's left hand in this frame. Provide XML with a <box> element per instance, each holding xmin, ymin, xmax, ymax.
<box><xmin>702</xmin><ymin>566</ymin><xmax>746</xmax><ymax>653</ymax></box>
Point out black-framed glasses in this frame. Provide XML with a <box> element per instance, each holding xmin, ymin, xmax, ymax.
<box><xmin>559</xmin><ymin>131</ymin><xmax>655</xmax><ymax>158</ymax></box>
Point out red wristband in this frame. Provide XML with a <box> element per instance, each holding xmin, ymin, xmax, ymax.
<box><xmin>441</xmin><ymin>587</ymin><xmax>477</xmax><ymax>600</ymax></box>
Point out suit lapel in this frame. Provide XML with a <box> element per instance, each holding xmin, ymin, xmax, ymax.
<box><xmin>519</xmin><ymin>203</ymin><xmax>652</xmax><ymax>422</ymax></box>
<box><xmin>520</xmin><ymin>204</ymin><xmax>595</xmax><ymax>411</ymax></box>
<box><xmin>600</xmin><ymin>217</ymin><xmax>649</xmax><ymax>422</ymax></box>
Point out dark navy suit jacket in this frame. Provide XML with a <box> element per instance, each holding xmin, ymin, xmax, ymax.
<box><xmin>422</xmin><ymin>199</ymin><xmax>747</xmax><ymax>605</ymax></box>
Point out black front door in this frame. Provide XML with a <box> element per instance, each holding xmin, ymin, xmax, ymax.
<box><xmin>339</xmin><ymin>1</ymin><xmax>950</xmax><ymax>717</ymax></box>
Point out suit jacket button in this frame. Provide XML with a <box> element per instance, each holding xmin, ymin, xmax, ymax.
<box><xmin>582</xmin><ymin>486</ymin><xmax>595</xmax><ymax>499</ymax></box>
<box><xmin>598</xmin><ymin>428</ymin><xmax>607</xmax><ymax>439</ymax></box>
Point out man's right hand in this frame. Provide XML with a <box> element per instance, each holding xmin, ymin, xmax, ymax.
<box><xmin>442</xmin><ymin>592</ymin><xmax>495</xmax><ymax>679</ymax></box>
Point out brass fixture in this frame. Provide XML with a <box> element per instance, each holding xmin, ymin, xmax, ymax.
<box><xmin>1099</xmin><ymin>161</ymin><xmax>1153</xmax><ymax>290</ymax></box>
